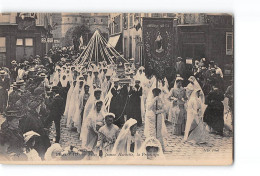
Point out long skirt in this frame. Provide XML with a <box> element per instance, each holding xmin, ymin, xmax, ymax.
<box><xmin>203</xmin><ymin>102</ymin><xmax>224</xmax><ymax>135</ymax></box>
<box><xmin>172</xmin><ymin>104</ymin><xmax>186</xmax><ymax>135</ymax></box>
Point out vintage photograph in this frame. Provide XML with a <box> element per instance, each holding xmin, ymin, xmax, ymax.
<box><xmin>0</xmin><ymin>13</ymin><xmax>234</xmax><ymax>165</ymax></box>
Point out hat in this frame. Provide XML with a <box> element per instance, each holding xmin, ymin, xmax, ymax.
<box><xmin>130</xmin><ymin>58</ymin><xmax>135</xmax><ymax>61</ymax></box>
<box><xmin>176</xmin><ymin>76</ymin><xmax>184</xmax><ymax>81</ymax></box>
<box><xmin>38</xmin><ymin>73</ymin><xmax>46</xmax><ymax>78</ymax></box>
<box><xmin>35</xmin><ymin>55</ymin><xmax>40</xmax><ymax>58</ymax></box>
<box><xmin>15</xmin><ymin>80</ymin><xmax>25</xmax><ymax>87</ymax></box>
<box><xmin>4</xmin><ymin>108</ymin><xmax>24</xmax><ymax>121</ymax></box>
<box><xmin>0</xmin><ymin>70</ymin><xmax>6</xmax><ymax>75</ymax></box>
<box><xmin>11</xmin><ymin>60</ymin><xmax>17</xmax><ymax>64</ymax></box>
<box><xmin>105</xmin><ymin>112</ymin><xmax>115</xmax><ymax>119</ymax></box>
<box><xmin>23</xmin><ymin>131</ymin><xmax>40</xmax><ymax>143</ymax></box>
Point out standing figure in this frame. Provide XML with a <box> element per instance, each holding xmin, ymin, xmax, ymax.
<box><xmin>0</xmin><ymin>70</ymin><xmax>10</xmax><ymax>114</ymax></box>
<box><xmin>184</xmin><ymin>89</ymin><xmax>208</xmax><ymax>143</ymax></box>
<box><xmin>203</xmin><ymin>83</ymin><xmax>225</xmax><ymax>136</ymax></box>
<box><xmin>81</xmin><ymin>100</ymin><xmax>105</xmax><ymax>151</ymax></box>
<box><xmin>0</xmin><ymin>108</ymin><xmax>25</xmax><ymax>156</ymax></box>
<box><xmin>45</xmin><ymin>86</ymin><xmax>64</xmax><ymax>143</ymax></box>
<box><xmin>126</xmin><ymin>79</ymin><xmax>143</xmax><ymax>126</ymax></box>
<box><xmin>144</xmin><ymin>88</ymin><xmax>167</xmax><ymax>150</ymax></box>
<box><xmin>168</xmin><ymin>76</ymin><xmax>187</xmax><ymax>135</ymax></box>
<box><xmin>109</xmin><ymin>78</ymin><xmax>123</xmax><ymax>127</ymax></box>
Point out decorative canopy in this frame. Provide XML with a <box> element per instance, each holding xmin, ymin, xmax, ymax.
<box><xmin>73</xmin><ymin>30</ymin><xmax>128</xmax><ymax>66</ymax></box>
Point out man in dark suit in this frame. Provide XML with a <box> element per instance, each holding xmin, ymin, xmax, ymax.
<box><xmin>0</xmin><ymin>70</ymin><xmax>10</xmax><ymax>114</ymax></box>
<box><xmin>44</xmin><ymin>86</ymin><xmax>64</xmax><ymax>143</ymax></box>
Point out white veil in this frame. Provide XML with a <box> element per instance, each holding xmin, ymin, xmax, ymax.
<box><xmin>112</xmin><ymin>118</ymin><xmax>141</xmax><ymax>156</ymax></box>
<box><xmin>139</xmin><ymin>137</ymin><xmax>165</xmax><ymax>160</ymax></box>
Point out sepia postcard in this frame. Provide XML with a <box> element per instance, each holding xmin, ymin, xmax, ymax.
<box><xmin>0</xmin><ymin>13</ymin><xmax>234</xmax><ymax>165</ymax></box>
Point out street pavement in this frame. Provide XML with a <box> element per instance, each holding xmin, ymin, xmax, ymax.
<box><xmin>47</xmin><ymin>113</ymin><xmax>233</xmax><ymax>161</ymax></box>
<box><xmin>0</xmin><ymin>111</ymin><xmax>233</xmax><ymax>162</ymax></box>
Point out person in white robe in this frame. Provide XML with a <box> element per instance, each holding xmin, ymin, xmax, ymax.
<box><xmin>112</xmin><ymin>118</ymin><xmax>142</xmax><ymax>158</ymax></box>
<box><xmin>101</xmin><ymin>71</ymin><xmax>112</xmax><ymax>98</ymax></box>
<box><xmin>64</xmin><ymin>80</ymin><xmax>77</xmax><ymax>121</ymax></box>
<box><xmin>144</xmin><ymin>88</ymin><xmax>167</xmax><ymax>150</ymax></box>
<box><xmin>81</xmin><ymin>100</ymin><xmax>105</xmax><ymax>151</ymax></box>
<box><xmin>96</xmin><ymin>113</ymin><xmax>119</xmax><ymax>156</ymax></box>
<box><xmin>72</xmin><ymin>79</ymin><xmax>85</xmax><ymax>133</ymax></box>
<box><xmin>52</xmin><ymin>68</ymin><xmax>61</xmax><ymax>86</ymax></box>
<box><xmin>184</xmin><ymin>89</ymin><xmax>208</xmax><ymax>144</ymax></box>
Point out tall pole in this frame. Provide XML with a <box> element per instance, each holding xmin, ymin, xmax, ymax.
<box><xmin>155</xmin><ymin>78</ymin><xmax>158</xmax><ymax>138</ymax></box>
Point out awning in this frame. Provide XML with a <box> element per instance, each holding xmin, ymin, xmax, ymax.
<box><xmin>107</xmin><ymin>34</ymin><xmax>120</xmax><ymax>48</ymax></box>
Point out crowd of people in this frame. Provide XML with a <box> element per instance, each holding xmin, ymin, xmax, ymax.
<box><xmin>0</xmin><ymin>49</ymin><xmax>233</xmax><ymax>162</ymax></box>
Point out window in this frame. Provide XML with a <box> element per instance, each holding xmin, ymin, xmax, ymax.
<box><xmin>94</xmin><ymin>19</ymin><xmax>95</xmax><ymax>23</ymax></box>
<box><xmin>75</xmin><ymin>18</ymin><xmax>77</xmax><ymax>22</ymax></box>
<box><xmin>101</xmin><ymin>19</ymin><xmax>103</xmax><ymax>22</ymax></box>
<box><xmin>25</xmin><ymin>38</ymin><xmax>33</xmax><ymax>46</ymax></box>
<box><xmin>16</xmin><ymin>38</ymin><xmax>23</xmax><ymax>46</ymax></box>
<box><xmin>0</xmin><ymin>37</ymin><xmax>6</xmax><ymax>52</ymax></box>
<box><xmin>226</xmin><ymin>32</ymin><xmax>233</xmax><ymax>55</ymax></box>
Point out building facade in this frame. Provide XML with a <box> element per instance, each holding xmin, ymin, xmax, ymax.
<box><xmin>108</xmin><ymin>13</ymin><xmax>233</xmax><ymax>73</ymax></box>
<box><xmin>59</xmin><ymin>13</ymin><xmax>109</xmax><ymax>46</ymax></box>
<box><xmin>0</xmin><ymin>13</ymin><xmax>52</xmax><ymax>67</ymax></box>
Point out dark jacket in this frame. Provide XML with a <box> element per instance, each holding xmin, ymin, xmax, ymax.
<box><xmin>49</xmin><ymin>94</ymin><xmax>64</xmax><ymax>120</ymax></box>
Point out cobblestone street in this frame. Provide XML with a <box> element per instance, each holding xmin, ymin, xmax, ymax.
<box><xmin>47</xmin><ymin>113</ymin><xmax>233</xmax><ymax>162</ymax></box>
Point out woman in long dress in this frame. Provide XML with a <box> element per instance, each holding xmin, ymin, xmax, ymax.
<box><xmin>184</xmin><ymin>89</ymin><xmax>208</xmax><ymax>143</ymax></box>
<box><xmin>64</xmin><ymin>80</ymin><xmax>77</xmax><ymax>118</ymax></box>
<box><xmin>72</xmin><ymin>79</ymin><xmax>85</xmax><ymax>133</ymax></box>
<box><xmin>203</xmin><ymin>84</ymin><xmax>224</xmax><ymax>136</ymax></box>
<box><xmin>81</xmin><ymin>100</ymin><xmax>105</xmax><ymax>150</ymax></box>
<box><xmin>168</xmin><ymin>76</ymin><xmax>188</xmax><ymax>135</ymax></box>
<box><xmin>81</xmin><ymin>89</ymin><xmax>102</xmax><ymax>139</ymax></box>
<box><xmin>112</xmin><ymin>118</ymin><xmax>142</xmax><ymax>157</ymax></box>
<box><xmin>144</xmin><ymin>88</ymin><xmax>167</xmax><ymax>150</ymax></box>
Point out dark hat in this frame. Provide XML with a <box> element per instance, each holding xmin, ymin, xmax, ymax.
<box><xmin>4</xmin><ymin>108</ymin><xmax>24</xmax><ymax>121</ymax></box>
<box><xmin>16</xmin><ymin>80</ymin><xmax>25</xmax><ymax>86</ymax></box>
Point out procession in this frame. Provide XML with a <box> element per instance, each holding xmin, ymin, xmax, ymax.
<box><xmin>0</xmin><ymin>13</ymin><xmax>234</xmax><ymax>163</ymax></box>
